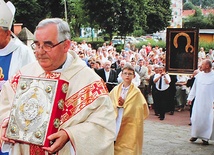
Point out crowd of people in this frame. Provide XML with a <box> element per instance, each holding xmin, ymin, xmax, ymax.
<box><xmin>70</xmin><ymin>37</ymin><xmax>214</xmax><ymax>114</ymax></box>
<box><xmin>0</xmin><ymin>1</ymin><xmax>148</xmax><ymax>154</ymax></box>
<box><xmin>72</xmin><ymin>38</ymin><xmax>214</xmax><ymax>146</ymax></box>
<box><xmin>1</xmin><ymin>0</ymin><xmax>214</xmax><ymax>154</ymax></box>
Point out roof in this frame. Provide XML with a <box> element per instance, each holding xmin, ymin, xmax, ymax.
<box><xmin>182</xmin><ymin>10</ymin><xmax>195</xmax><ymax>17</ymax></box>
<box><xmin>17</xmin><ymin>27</ymin><xmax>34</xmax><ymax>41</ymax></box>
<box><xmin>182</xmin><ymin>9</ymin><xmax>214</xmax><ymax>18</ymax></box>
<box><xmin>199</xmin><ymin>29</ymin><xmax>214</xmax><ymax>34</ymax></box>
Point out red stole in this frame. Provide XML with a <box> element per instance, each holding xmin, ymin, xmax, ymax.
<box><xmin>29</xmin><ymin>72</ymin><xmax>61</xmax><ymax>155</ymax></box>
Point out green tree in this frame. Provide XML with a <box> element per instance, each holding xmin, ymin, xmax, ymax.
<box><xmin>49</xmin><ymin>1</ymin><xmax>64</xmax><ymax>18</ymax></box>
<box><xmin>204</xmin><ymin>14</ymin><xmax>214</xmax><ymax>28</ymax></box>
<box><xmin>193</xmin><ymin>7</ymin><xmax>203</xmax><ymax>17</ymax></box>
<box><xmin>83</xmin><ymin>0</ymin><xmax>150</xmax><ymax>39</ymax></box>
<box><xmin>67</xmin><ymin>0</ymin><xmax>89</xmax><ymax>37</ymax></box>
<box><xmin>191</xmin><ymin>0</ymin><xmax>201</xmax><ymax>6</ymax></box>
<box><xmin>183</xmin><ymin>7</ymin><xmax>214</xmax><ymax>28</ymax></box>
<box><xmin>146</xmin><ymin>0</ymin><xmax>172</xmax><ymax>34</ymax></box>
<box><xmin>135</xmin><ymin>0</ymin><xmax>148</xmax><ymax>33</ymax></box>
<box><xmin>9</xmin><ymin>0</ymin><xmax>91</xmax><ymax>37</ymax></box>
<box><xmin>83</xmin><ymin>0</ymin><xmax>119</xmax><ymax>39</ymax></box>
<box><xmin>9</xmin><ymin>0</ymin><xmax>65</xmax><ymax>32</ymax></box>
<box><xmin>191</xmin><ymin>0</ymin><xmax>214</xmax><ymax>9</ymax></box>
<box><xmin>10</xmin><ymin>0</ymin><xmax>45</xmax><ymax>32</ymax></box>
<box><xmin>201</xmin><ymin>0</ymin><xmax>214</xmax><ymax>8</ymax></box>
<box><xmin>183</xmin><ymin>2</ymin><xmax>195</xmax><ymax>10</ymax></box>
<box><xmin>115</xmin><ymin>0</ymin><xmax>148</xmax><ymax>37</ymax></box>
<box><xmin>10</xmin><ymin>0</ymin><xmax>172</xmax><ymax>38</ymax></box>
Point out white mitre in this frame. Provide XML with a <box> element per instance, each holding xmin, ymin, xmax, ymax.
<box><xmin>0</xmin><ymin>0</ymin><xmax>16</xmax><ymax>30</ymax></box>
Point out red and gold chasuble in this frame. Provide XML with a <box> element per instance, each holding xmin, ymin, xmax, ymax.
<box><xmin>61</xmin><ymin>80</ymin><xmax>108</xmax><ymax>123</ymax></box>
<box><xmin>9</xmin><ymin>72</ymin><xmax>108</xmax><ymax>155</ymax></box>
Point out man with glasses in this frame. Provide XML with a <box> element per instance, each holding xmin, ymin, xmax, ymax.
<box><xmin>109</xmin><ymin>64</ymin><xmax>149</xmax><ymax>155</ymax></box>
<box><xmin>0</xmin><ymin>18</ymin><xmax>115</xmax><ymax>155</ymax></box>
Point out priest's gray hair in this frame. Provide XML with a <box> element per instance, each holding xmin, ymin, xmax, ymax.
<box><xmin>35</xmin><ymin>18</ymin><xmax>71</xmax><ymax>42</ymax></box>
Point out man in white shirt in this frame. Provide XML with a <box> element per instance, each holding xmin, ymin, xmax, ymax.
<box><xmin>153</xmin><ymin>66</ymin><xmax>171</xmax><ymax>120</ymax></box>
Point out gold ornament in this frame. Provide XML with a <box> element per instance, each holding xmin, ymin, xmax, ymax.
<box><xmin>173</xmin><ymin>32</ymin><xmax>194</xmax><ymax>53</ymax></box>
<box><xmin>35</xmin><ymin>131</ymin><xmax>42</xmax><ymax>139</ymax></box>
<box><xmin>45</xmin><ymin>85</ymin><xmax>52</xmax><ymax>93</ymax></box>
<box><xmin>62</xmin><ymin>83</ymin><xmax>68</xmax><ymax>94</ymax></box>
<box><xmin>58</xmin><ymin>99</ymin><xmax>64</xmax><ymax>110</ymax></box>
<box><xmin>53</xmin><ymin>118</ymin><xmax>60</xmax><ymax>128</ymax></box>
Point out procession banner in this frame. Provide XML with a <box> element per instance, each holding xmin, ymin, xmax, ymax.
<box><xmin>166</xmin><ymin>28</ymin><xmax>199</xmax><ymax>74</ymax></box>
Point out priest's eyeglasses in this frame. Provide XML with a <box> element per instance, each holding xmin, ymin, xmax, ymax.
<box><xmin>31</xmin><ymin>40</ymin><xmax>66</xmax><ymax>52</ymax></box>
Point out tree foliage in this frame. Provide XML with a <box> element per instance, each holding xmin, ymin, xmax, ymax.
<box><xmin>9</xmin><ymin>0</ymin><xmax>43</xmax><ymax>32</ymax></box>
<box><xmin>49</xmin><ymin>1</ymin><xmax>64</xmax><ymax>18</ymax></box>
<box><xmin>8</xmin><ymin>0</ymin><xmax>65</xmax><ymax>32</ymax></box>
<box><xmin>83</xmin><ymin>0</ymin><xmax>170</xmax><ymax>38</ymax></box>
<box><xmin>145</xmin><ymin>0</ymin><xmax>171</xmax><ymax>34</ymax></box>
<box><xmin>9</xmin><ymin>0</ymin><xmax>172</xmax><ymax>37</ymax></box>
<box><xmin>67</xmin><ymin>0</ymin><xmax>88</xmax><ymax>37</ymax></box>
<box><xmin>115</xmin><ymin>0</ymin><xmax>148</xmax><ymax>37</ymax></box>
<box><xmin>206</xmin><ymin>14</ymin><xmax>214</xmax><ymax>28</ymax></box>
<box><xmin>193</xmin><ymin>0</ymin><xmax>214</xmax><ymax>8</ymax></box>
<box><xmin>183</xmin><ymin>2</ymin><xmax>195</xmax><ymax>10</ymax></box>
<box><xmin>183</xmin><ymin>7</ymin><xmax>214</xmax><ymax>28</ymax></box>
<box><xmin>83</xmin><ymin>0</ymin><xmax>119</xmax><ymax>39</ymax></box>
<box><xmin>184</xmin><ymin>0</ymin><xmax>214</xmax><ymax>9</ymax></box>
